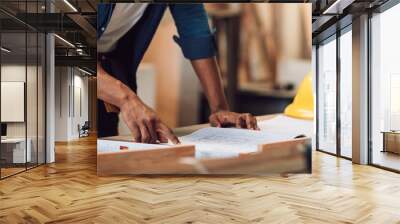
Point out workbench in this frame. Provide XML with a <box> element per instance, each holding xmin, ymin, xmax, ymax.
<box><xmin>97</xmin><ymin>115</ymin><xmax>312</xmax><ymax>175</ymax></box>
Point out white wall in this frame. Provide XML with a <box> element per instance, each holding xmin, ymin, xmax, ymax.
<box><xmin>54</xmin><ymin>67</ymin><xmax>89</xmax><ymax>141</ymax></box>
<box><xmin>1</xmin><ymin>65</ymin><xmax>38</xmax><ymax>138</ymax></box>
<box><xmin>72</xmin><ymin>73</ymin><xmax>89</xmax><ymax>138</ymax></box>
<box><xmin>54</xmin><ymin>67</ymin><xmax>69</xmax><ymax>141</ymax></box>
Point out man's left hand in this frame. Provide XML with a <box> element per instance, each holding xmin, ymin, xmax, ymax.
<box><xmin>209</xmin><ymin>111</ymin><xmax>259</xmax><ymax>130</ymax></box>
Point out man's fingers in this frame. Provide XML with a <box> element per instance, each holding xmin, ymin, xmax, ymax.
<box><xmin>139</xmin><ymin>122</ymin><xmax>151</xmax><ymax>143</ymax></box>
<box><xmin>209</xmin><ymin>114</ymin><xmax>222</xmax><ymax>128</ymax></box>
<box><xmin>252</xmin><ymin>117</ymin><xmax>260</xmax><ymax>130</ymax></box>
<box><xmin>245</xmin><ymin>114</ymin><xmax>258</xmax><ymax>130</ymax></box>
<box><xmin>210</xmin><ymin>111</ymin><xmax>259</xmax><ymax>130</ymax></box>
<box><xmin>236</xmin><ymin>115</ymin><xmax>247</xmax><ymax>128</ymax></box>
<box><xmin>128</xmin><ymin>123</ymin><xmax>141</xmax><ymax>142</ymax></box>
<box><xmin>144</xmin><ymin>119</ymin><xmax>158</xmax><ymax>144</ymax></box>
<box><xmin>210</xmin><ymin>119</ymin><xmax>218</xmax><ymax>127</ymax></box>
<box><xmin>235</xmin><ymin>116</ymin><xmax>242</xmax><ymax>128</ymax></box>
<box><xmin>244</xmin><ymin>114</ymin><xmax>253</xmax><ymax>129</ymax></box>
<box><xmin>222</xmin><ymin>114</ymin><xmax>229</xmax><ymax>124</ymax></box>
<box><xmin>214</xmin><ymin>116</ymin><xmax>222</xmax><ymax>127</ymax></box>
<box><xmin>157</xmin><ymin>132</ymin><xmax>168</xmax><ymax>143</ymax></box>
<box><xmin>158</xmin><ymin>123</ymin><xmax>180</xmax><ymax>144</ymax></box>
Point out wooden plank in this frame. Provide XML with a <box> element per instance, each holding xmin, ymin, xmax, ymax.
<box><xmin>97</xmin><ymin>145</ymin><xmax>195</xmax><ymax>176</ymax></box>
<box><xmin>257</xmin><ymin>137</ymin><xmax>311</xmax><ymax>157</ymax></box>
<box><xmin>196</xmin><ymin>138</ymin><xmax>310</xmax><ymax>174</ymax></box>
<box><xmin>97</xmin><ymin>139</ymin><xmax>310</xmax><ymax>175</ymax></box>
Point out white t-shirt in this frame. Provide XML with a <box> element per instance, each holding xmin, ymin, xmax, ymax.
<box><xmin>97</xmin><ymin>3</ymin><xmax>149</xmax><ymax>53</ymax></box>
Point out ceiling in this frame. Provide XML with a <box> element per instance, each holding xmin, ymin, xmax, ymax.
<box><xmin>311</xmin><ymin>0</ymin><xmax>392</xmax><ymax>43</ymax></box>
<box><xmin>0</xmin><ymin>0</ymin><xmax>97</xmax><ymax>73</ymax></box>
<box><xmin>0</xmin><ymin>0</ymin><xmax>395</xmax><ymax>72</ymax></box>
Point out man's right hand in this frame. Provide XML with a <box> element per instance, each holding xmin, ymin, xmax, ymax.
<box><xmin>97</xmin><ymin>62</ymin><xmax>179</xmax><ymax>144</ymax></box>
<box><xmin>119</xmin><ymin>98</ymin><xmax>180</xmax><ymax>144</ymax></box>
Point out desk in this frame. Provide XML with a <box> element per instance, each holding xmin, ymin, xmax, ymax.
<box><xmin>1</xmin><ymin>138</ymin><xmax>31</xmax><ymax>164</ymax></box>
<box><xmin>382</xmin><ymin>131</ymin><xmax>400</xmax><ymax>154</ymax></box>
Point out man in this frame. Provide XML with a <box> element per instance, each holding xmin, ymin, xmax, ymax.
<box><xmin>97</xmin><ymin>3</ymin><xmax>259</xmax><ymax>144</ymax></box>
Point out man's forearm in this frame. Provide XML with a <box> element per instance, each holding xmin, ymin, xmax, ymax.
<box><xmin>97</xmin><ymin>62</ymin><xmax>140</xmax><ymax>109</ymax></box>
<box><xmin>191</xmin><ymin>57</ymin><xmax>229</xmax><ymax>113</ymax></box>
<box><xmin>97</xmin><ymin>62</ymin><xmax>180</xmax><ymax>143</ymax></box>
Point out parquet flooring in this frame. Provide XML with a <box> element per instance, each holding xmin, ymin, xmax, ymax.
<box><xmin>1</xmin><ymin>135</ymin><xmax>400</xmax><ymax>224</ymax></box>
<box><xmin>1</xmin><ymin>167</ymin><xmax>26</xmax><ymax>178</ymax></box>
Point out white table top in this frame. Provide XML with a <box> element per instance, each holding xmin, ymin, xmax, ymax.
<box><xmin>1</xmin><ymin>138</ymin><xmax>29</xmax><ymax>143</ymax></box>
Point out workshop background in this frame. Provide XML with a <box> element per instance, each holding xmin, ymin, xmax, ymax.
<box><xmin>119</xmin><ymin>3</ymin><xmax>312</xmax><ymax>134</ymax></box>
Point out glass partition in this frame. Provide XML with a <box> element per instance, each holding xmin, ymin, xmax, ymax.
<box><xmin>339</xmin><ymin>28</ymin><xmax>352</xmax><ymax>158</ymax></box>
<box><xmin>370</xmin><ymin>3</ymin><xmax>400</xmax><ymax>171</ymax></box>
<box><xmin>0</xmin><ymin>1</ymin><xmax>46</xmax><ymax>179</ymax></box>
<box><xmin>317</xmin><ymin>36</ymin><xmax>337</xmax><ymax>154</ymax></box>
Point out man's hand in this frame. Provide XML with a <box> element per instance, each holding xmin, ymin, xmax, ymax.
<box><xmin>191</xmin><ymin>58</ymin><xmax>259</xmax><ymax>131</ymax></box>
<box><xmin>209</xmin><ymin>111</ymin><xmax>259</xmax><ymax>130</ymax></box>
<box><xmin>120</xmin><ymin>98</ymin><xmax>180</xmax><ymax>144</ymax></box>
<box><xmin>97</xmin><ymin>62</ymin><xmax>179</xmax><ymax>144</ymax></box>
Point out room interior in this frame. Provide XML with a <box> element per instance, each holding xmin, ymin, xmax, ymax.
<box><xmin>0</xmin><ymin>0</ymin><xmax>97</xmax><ymax>179</ymax></box>
<box><xmin>0</xmin><ymin>0</ymin><xmax>400</xmax><ymax>223</ymax></box>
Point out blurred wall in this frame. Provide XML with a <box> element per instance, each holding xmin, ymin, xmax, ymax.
<box><xmin>137</xmin><ymin>3</ymin><xmax>311</xmax><ymax>128</ymax></box>
<box><xmin>142</xmin><ymin>11</ymin><xmax>202</xmax><ymax>128</ymax></box>
<box><xmin>142</xmin><ymin>12</ymin><xmax>181</xmax><ymax>128</ymax></box>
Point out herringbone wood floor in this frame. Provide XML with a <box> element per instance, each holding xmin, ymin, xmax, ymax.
<box><xmin>1</xmin><ymin>135</ymin><xmax>400</xmax><ymax>224</ymax></box>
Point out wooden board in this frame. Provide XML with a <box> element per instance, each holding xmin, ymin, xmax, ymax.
<box><xmin>188</xmin><ymin>137</ymin><xmax>311</xmax><ymax>174</ymax></box>
<box><xmin>97</xmin><ymin>137</ymin><xmax>311</xmax><ymax>176</ymax></box>
<box><xmin>97</xmin><ymin>144</ymin><xmax>196</xmax><ymax>175</ymax></box>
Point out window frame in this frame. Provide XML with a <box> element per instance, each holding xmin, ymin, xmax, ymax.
<box><xmin>315</xmin><ymin>24</ymin><xmax>353</xmax><ymax>160</ymax></box>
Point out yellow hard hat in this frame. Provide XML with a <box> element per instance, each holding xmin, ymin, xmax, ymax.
<box><xmin>284</xmin><ymin>73</ymin><xmax>314</xmax><ymax>120</ymax></box>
